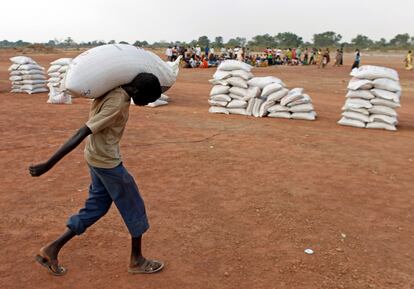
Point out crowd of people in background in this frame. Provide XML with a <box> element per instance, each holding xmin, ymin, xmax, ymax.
<box><xmin>166</xmin><ymin>45</ymin><xmax>412</xmax><ymax>71</ymax></box>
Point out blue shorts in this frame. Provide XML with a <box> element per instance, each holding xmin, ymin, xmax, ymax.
<box><xmin>67</xmin><ymin>163</ymin><xmax>149</xmax><ymax>238</ymax></box>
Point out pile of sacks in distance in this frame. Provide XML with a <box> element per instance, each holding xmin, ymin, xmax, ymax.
<box><xmin>47</xmin><ymin>58</ymin><xmax>73</xmax><ymax>104</ymax></box>
<box><xmin>131</xmin><ymin>94</ymin><xmax>170</xmax><ymax>107</ymax></box>
<box><xmin>9</xmin><ymin>56</ymin><xmax>48</xmax><ymax>94</ymax></box>
<box><xmin>208</xmin><ymin>60</ymin><xmax>316</xmax><ymax>120</ymax></box>
<box><xmin>338</xmin><ymin>65</ymin><xmax>401</xmax><ymax>131</ymax></box>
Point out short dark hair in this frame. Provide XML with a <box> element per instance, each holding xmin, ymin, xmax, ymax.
<box><xmin>122</xmin><ymin>73</ymin><xmax>161</xmax><ymax>106</ymax></box>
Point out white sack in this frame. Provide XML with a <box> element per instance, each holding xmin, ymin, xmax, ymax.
<box><xmin>65</xmin><ymin>44</ymin><xmax>180</xmax><ymax>98</ymax></box>
<box><xmin>351</xmin><ymin>65</ymin><xmax>399</xmax><ymax>81</ymax></box>
<box><xmin>209</xmin><ymin>106</ymin><xmax>229</xmax><ymax>114</ymax></box>
<box><xmin>247</xmin><ymin>76</ymin><xmax>285</xmax><ymax>89</ymax></box>
<box><xmin>217</xmin><ymin>60</ymin><xmax>252</xmax><ymax>72</ymax></box>
<box><xmin>338</xmin><ymin>117</ymin><xmax>366</xmax><ymax>128</ymax></box>
<box><xmin>366</xmin><ymin>122</ymin><xmax>397</xmax><ymax>131</ymax></box>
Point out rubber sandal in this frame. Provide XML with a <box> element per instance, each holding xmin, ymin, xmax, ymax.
<box><xmin>35</xmin><ymin>254</ymin><xmax>67</xmax><ymax>276</ymax></box>
<box><xmin>128</xmin><ymin>259</ymin><xmax>164</xmax><ymax>274</ymax></box>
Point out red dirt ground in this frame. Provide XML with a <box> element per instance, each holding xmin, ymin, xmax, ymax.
<box><xmin>0</xmin><ymin>50</ymin><xmax>413</xmax><ymax>289</ymax></box>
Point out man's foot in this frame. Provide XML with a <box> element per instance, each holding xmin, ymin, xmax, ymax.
<box><xmin>35</xmin><ymin>246</ymin><xmax>67</xmax><ymax>276</ymax></box>
<box><xmin>128</xmin><ymin>256</ymin><xmax>164</xmax><ymax>274</ymax></box>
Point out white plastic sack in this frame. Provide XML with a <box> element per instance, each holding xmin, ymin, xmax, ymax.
<box><xmin>213</xmin><ymin>70</ymin><xmax>232</xmax><ymax>80</ymax></box>
<box><xmin>209</xmin><ymin>79</ymin><xmax>228</xmax><ymax>86</ymax></box>
<box><xmin>159</xmin><ymin>94</ymin><xmax>169</xmax><ymax>101</ymax></box>
<box><xmin>208</xmin><ymin>99</ymin><xmax>228</xmax><ymax>107</ymax></box>
<box><xmin>371</xmin><ymin>89</ymin><xmax>400</xmax><ymax>103</ymax></box>
<box><xmin>247</xmin><ymin>76</ymin><xmax>285</xmax><ymax>89</ymax></box>
<box><xmin>246</xmin><ymin>97</ymin><xmax>255</xmax><ymax>116</ymax></box>
<box><xmin>229</xmin><ymin>87</ymin><xmax>248</xmax><ymax>98</ymax></box>
<box><xmin>346</xmin><ymin>90</ymin><xmax>375</xmax><ymax>100</ymax></box>
<box><xmin>259</xmin><ymin>100</ymin><xmax>275</xmax><ymax>117</ymax></box>
<box><xmin>230</xmin><ymin>70</ymin><xmax>254</xmax><ymax>80</ymax></box>
<box><xmin>291</xmin><ymin>111</ymin><xmax>316</xmax><ymax>121</ymax></box>
<box><xmin>268</xmin><ymin>112</ymin><xmax>291</xmax><ymax>119</ymax></box>
<box><xmin>373</xmin><ymin>78</ymin><xmax>401</xmax><ymax>92</ymax></box>
<box><xmin>252</xmin><ymin>98</ymin><xmax>264</xmax><ymax>117</ymax></box>
<box><xmin>369</xmin><ymin>114</ymin><xmax>398</xmax><ymax>125</ymax></box>
<box><xmin>344</xmin><ymin>98</ymin><xmax>373</xmax><ymax>109</ymax></box>
<box><xmin>287</xmin><ymin>94</ymin><xmax>312</xmax><ymax>107</ymax></box>
<box><xmin>47</xmin><ymin>65</ymin><xmax>62</xmax><ymax>73</ymax></box>
<box><xmin>246</xmin><ymin>86</ymin><xmax>261</xmax><ymax>99</ymax></box>
<box><xmin>146</xmin><ymin>99</ymin><xmax>169</xmax><ymax>107</ymax></box>
<box><xmin>217</xmin><ymin>60</ymin><xmax>252</xmax><ymax>72</ymax></box>
<box><xmin>268</xmin><ymin>104</ymin><xmax>290</xmax><ymax>113</ymax></box>
<box><xmin>226</xmin><ymin>77</ymin><xmax>248</xmax><ymax>89</ymax></box>
<box><xmin>347</xmin><ymin>78</ymin><xmax>373</xmax><ymax>90</ymax></box>
<box><xmin>368</xmin><ymin>105</ymin><xmax>397</xmax><ymax>117</ymax></box>
<box><xmin>350</xmin><ymin>65</ymin><xmax>399</xmax><ymax>81</ymax></box>
<box><xmin>227</xmin><ymin>108</ymin><xmax>247</xmax><ymax>115</ymax></box>
<box><xmin>47</xmin><ymin>92</ymin><xmax>72</xmax><ymax>104</ymax></box>
<box><xmin>209</xmin><ymin>106</ymin><xmax>229</xmax><ymax>114</ymax></box>
<box><xmin>65</xmin><ymin>44</ymin><xmax>180</xmax><ymax>98</ymax></box>
<box><xmin>338</xmin><ymin>117</ymin><xmax>365</xmax><ymax>128</ymax></box>
<box><xmin>342</xmin><ymin>111</ymin><xmax>370</xmax><ymax>123</ymax></box>
<box><xmin>261</xmin><ymin>83</ymin><xmax>283</xmax><ymax>97</ymax></box>
<box><xmin>289</xmin><ymin>103</ymin><xmax>314</xmax><ymax>113</ymax></box>
<box><xmin>51</xmin><ymin>58</ymin><xmax>72</xmax><ymax>66</ymax></box>
<box><xmin>266</xmin><ymin>88</ymin><xmax>289</xmax><ymax>102</ymax></box>
<box><xmin>228</xmin><ymin>93</ymin><xmax>244</xmax><ymax>100</ymax></box>
<box><xmin>227</xmin><ymin>99</ymin><xmax>247</xmax><ymax>109</ymax></box>
<box><xmin>370</xmin><ymin>98</ymin><xmax>400</xmax><ymax>108</ymax></box>
<box><xmin>280</xmin><ymin>89</ymin><xmax>304</xmax><ymax>106</ymax></box>
<box><xmin>210</xmin><ymin>85</ymin><xmax>230</xmax><ymax>96</ymax></box>
<box><xmin>366</xmin><ymin>122</ymin><xmax>397</xmax><ymax>131</ymax></box>
<box><xmin>211</xmin><ymin>94</ymin><xmax>231</xmax><ymax>102</ymax></box>
<box><xmin>342</xmin><ymin>107</ymin><xmax>369</xmax><ymax>115</ymax></box>
<box><xmin>10</xmin><ymin>56</ymin><xmax>36</xmax><ymax>65</ymax></box>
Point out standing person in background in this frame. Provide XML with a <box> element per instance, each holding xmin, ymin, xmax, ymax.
<box><xmin>196</xmin><ymin>45</ymin><xmax>202</xmax><ymax>58</ymax></box>
<box><xmin>292</xmin><ymin>48</ymin><xmax>297</xmax><ymax>65</ymax></box>
<box><xmin>296</xmin><ymin>47</ymin><xmax>302</xmax><ymax>64</ymax></box>
<box><xmin>308</xmin><ymin>48</ymin><xmax>315</xmax><ymax>65</ymax></box>
<box><xmin>405</xmin><ymin>50</ymin><xmax>413</xmax><ymax>70</ymax></box>
<box><xmin>165</xmin><ymin>46</ymin><xmax>172</xmax><ymax>61</ymax></box>
<box><xmin>171</xmin><ymin>46</ymin><xmax>178</xmax><ymax>62</ymax></box>
<box><xmin>302</xmin><ymin>48</ymin><xmax>309</xmax><ymax>65</ymax></box>
<box><xmin>333</xmin><ymin>49</ymin><xmax>342</xmax><ymax>67</ymax></box>
<box><xmin>340</xmin><ymin>45</ymin><xmax>344</xmax><ymax>65</ymax></box>
<box><xmin>352</xmin><ymin>49</ymin><xmax>361</xmax><ymax>70</ymax></box>
<box><xmin>316</xmin><ymin>49</ymin><xmax>323</xmax><ymax>68</ymax></box>
<box><xmin>205</xmin><ymin>46</ymin><xmax>210</xmax><ymax>58</ymax></box>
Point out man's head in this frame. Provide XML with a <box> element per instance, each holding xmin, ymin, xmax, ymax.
<box><xmin>122</xmin><ymin>73</ymin><xmax>161</xmax><ymax>106</ymax></box>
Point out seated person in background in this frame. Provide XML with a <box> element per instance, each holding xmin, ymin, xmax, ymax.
<box><xmin>208</xmin><ymin>53</ymin><xmax>218</xmax><ymax>67</ymax></box>
<box><xmin>199</xmin><ymin>56</ymin><xmax>209</xmax><ymax>68</ymax></box>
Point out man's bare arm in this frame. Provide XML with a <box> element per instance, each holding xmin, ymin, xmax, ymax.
<box><xmin>29</xmin><ymin>125</ymin><xmax>92</xmax><ymax>177</ymax></box>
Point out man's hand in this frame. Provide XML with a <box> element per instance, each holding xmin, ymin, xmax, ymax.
<box><xmin>29</xmin><ymin>163</ymin><xmax>51</xmax><ymax>177</ymax></box>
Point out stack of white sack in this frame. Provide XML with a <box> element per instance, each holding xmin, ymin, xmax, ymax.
<box><xmin>244</xmin><ymin>76</ymin><xmax>288</xmax><ymax>117</ymax></box>
<box><xmin>208</xmin><ymin>60</ymin><xmax>257</xmax><ymax>116</ymax></box>
<box><xmin>9</xmin><ymin>56</ymin><xmax>48</xmax><ymax>94</ymax></box>
<box><xmin>338</xmin><ymin>65</ymin><xmax>401</xmax><ymax>131</ymax></box>
<box><xmin>47</xmin><ymin>58</ymin><xmax>73</xmax><ymax>104</ymax></box>
<box><xmin>267</xmin><ymin>87</ymin><xmax>317</xmax><ymax>120</ymax></box>
<box><xmin>64</xmin><ymin>44</ymin><xmax>181</xmax><ymax>99</ymax></box>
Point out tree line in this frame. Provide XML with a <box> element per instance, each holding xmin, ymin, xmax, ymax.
<box><xmin>1</xmin><ymin>32</ymin><xmax>413</xmax><ymax>50</ymax></box>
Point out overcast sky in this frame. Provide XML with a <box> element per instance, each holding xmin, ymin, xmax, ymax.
<box><xmin>1</xmin><ymin>0</ymin><xmax>412</xmax><ymax>43</ymax></box>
